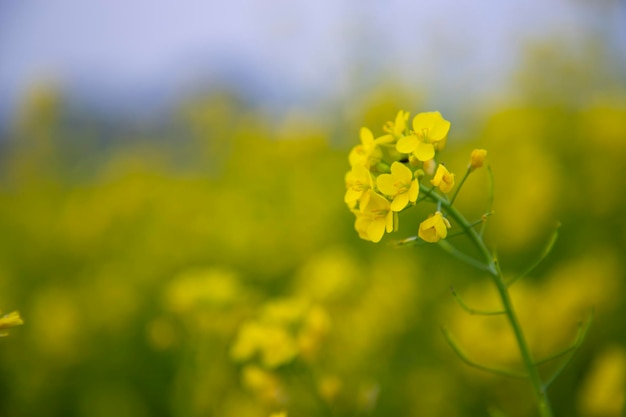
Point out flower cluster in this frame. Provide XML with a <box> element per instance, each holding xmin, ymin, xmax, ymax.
<box><xmin>345</xmin><ymin>110</ymin><xmax>461</xmax><ymax>243</ymax></box>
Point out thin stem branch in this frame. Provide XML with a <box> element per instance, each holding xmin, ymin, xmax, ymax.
<box><xmin>450</xmin><ymin>287</ymin><xmax>505</xmax><ymax>316</ymax></box>
<box><xmin>441</xmin><ymin>327</ymin><xmax>527</xmax><ymax>379</ymax></box>
<box><xmin>507</xmin><ymin>224</ymin><xmax>560</xmax><ymax>287</ymax></box>
<box><xmin>437</xmin><ymin>240</ymin><xmax>491</xmax><ymax>273</ymax></box>
<box><xmin>543</xmin><ymin>309</ymin><xmax>594</xmax><ymax>388</ymax></box>
<box><xmin>480</xmin><ymin>165</ymin><xmax>495</xmax><ymax>237</ymax></box>
<box><xmin>449</xmin><ymin>168</ymin><xmax>471</xmax><ymax>205</ymax></box>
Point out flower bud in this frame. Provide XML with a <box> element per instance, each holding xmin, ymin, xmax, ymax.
<box><xmin>469</xmin><ymin>149</ymin><xmax>487</xmax><ymax>171</ymax></box>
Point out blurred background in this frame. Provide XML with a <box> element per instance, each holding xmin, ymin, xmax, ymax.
<box><xmin>0</xmin><ymin>1</ymin><xmax>625</xmax><ymax>416</ymax></box>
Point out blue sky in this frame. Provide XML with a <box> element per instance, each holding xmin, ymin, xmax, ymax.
<box><xmin>1</xmin><ymin>0</ymin><xmax>624</xmax><ymax>123</ymax></box>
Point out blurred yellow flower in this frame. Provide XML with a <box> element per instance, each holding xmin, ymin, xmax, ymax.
<box><xmin>231</xmin><ymin>297</ymin><xmax>331</xmax><ymax>369</ymax></box>
<box><xmin>0</xmin><ymin>311</ymin><xmax>23</xmax><ymax>336</ymax></box>
<box><xmin>230</xmin><ymin>321</ymin><xmax>298</xmax><ymax>369</ymax></box>
<box><xmin>353</xmin><ymin>191</ymin><xmax>395</xmax><ymax>243</ymax></box>
<box><xmin>165</xmin><ymin>267</ymin><xmax>242</xmax><ymax>314</ymax></box>
<box><xmin>396</xmin><ymin>112</ymin><xmax>450</xmax><ymax>161</ymax></box>
<box><xmin>261</xmin><ymin>298</ymin><xmax>308</xmax><ymax>325</ymax></box>
<box><xmin>578</xmin><ymin>345</ymin><xmax>625</xmax><ymax>417</ymax></box>
<box><xmin>298</xmin><ymin>306</ymin><xmax>332</xmax><ymax>361</ymax></box>
<box><xmin>376</xmin><ymin>162</ymin><xmax>419</xmax><ymax>211</ymax></box>
<box><xmin>469</xmin><ymin>149</ymin><xmax>487</xmax><ymax>171</ymax></box>
<box><xmin>382</xmin><ymin>110</ymin><xmax>410</xmax><ymax>139</ymax></box>
<box><xmin>431</xmin><ymin>164</ymin><xmax>455</xmax><ymax>194</ymax></box>
<box><xmin>418</xmin><ymin>212</ymin><xmax>451</xmax><ymax>243</ymax></box>
<box><xmin>269</xmin><ymin>412</ymin><xmax>287</xmax><ymax>417</ymax></box>
<box><xmin>344</xmin><ymin>164</ymin><xmax>373</xmax><ymax>211</ymax></box>
<box><xmin>241</xmin><ymin>365</ymin><xmax>284</xmax><ymax>404</ymax></box>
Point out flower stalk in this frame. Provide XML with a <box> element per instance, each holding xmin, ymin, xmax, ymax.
<box><xmin>424</xmin><ymin>182</ymin><xmax>554</xmax><ymax>417</ymax></box>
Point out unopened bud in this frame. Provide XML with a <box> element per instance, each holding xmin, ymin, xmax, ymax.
<box><xmin>469</xmin><ymin>149</ymin><xmax>487</xmax><ymax>171</ymax></box>
<box><xmin>375</xmin><ymin>161</ymin><xmax>391</xmax><ymax>174</ymax></box>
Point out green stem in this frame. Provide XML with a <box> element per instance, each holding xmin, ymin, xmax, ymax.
<box><xmin>449</xmin><ymin>167</ymin><xmax>471</xmax><ymax>205</ymax></box>
<box><xmin>421</xmin><ymin>184</ymin><xmax>554</xmax><ymax>417</ymax></box>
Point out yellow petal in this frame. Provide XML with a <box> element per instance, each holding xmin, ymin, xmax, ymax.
<box><xmin>385</xmin><ymin>211</ymin><xmax>394</xmax><ymax>233</ymax></box>
<box><xmin>344</xmin><ymin>188</ymin><xmax>361</xmax><ymax>205</ymax></box>
<box><xmin>394</xmin><ymin>110</ymin><xmax>409</xmax><ymax>135</ymax></box>
<box><xmin>354</xmin><ymin>215</ymin><xmax>369</xmax><ymax>240</ymax></box>
<box><xmin>360</xmin><ymin>127</ymin><xmax>374</xmax><ymax>145</ymax></box>
<box><xmin>390</xmin><ymin>192</ymin><xmax>409</xmax><ymax>212</ymax></box>
<box><xmin>432</xmin><ymin>164</ymin><xmax>446</xmax><ymax>182</ymax></box>
<box><xmin>412</xmin><ymin>111</ymin><xmax>450</xmax><ymax>142</ymax></box>
<box><xmin>359</xmin><ymin>190</ymin><xmax>371</xmax><ymax>212</ymax></box>
<box><xmin>434</xmin><ymin>219</ymin><xmax>448</xmax><ymax>239</ymax></box>
<box><xmin>348</xmin><ymin>146</ymin><xmax>366</xmax><ymax>167</ymax></box>
<box><xmin>375</xmin><ymin>134</ymin><xmax>394</xmax><ymax>144</ymax></box>
<box><xmin>376</xmin><ymin>174</ymin><xmax>397</xmax><ymax>197</ymax></box>
<box><xmin>442</xmin><ymin>216</ymin><xmax>451</xmax><ymax>228</ymax></box>
<box><xmin>421</xmin><ymin>213</ymin><xmax>439</xmax><ymax>229</ymax></box>
<box><xmin>367</xmin><ymin>218</ymin><xmax>386</xmax><ymax>243</ymax></box>
<box><xmin>414</xmin><ymin>142</ymin><xmax>435</xmax><ymax>161</ymax></box>
<box><xmin>396</xmin><ymin>135</ymin><xmax>419</xmax><ymax>154</ymax></box>
<box><xmin>390</xmin><ymin>161</ymin><xmax>412</xmax><ymax>183</ymax></box>
<box><xmin>440</xmin><ymin>173</ymin><xmax>455</xmax><ymax>193</ymax></box>
<box><xmin>418</xmin><ymin>224</ymin><xmax>437</xmax><ymax>243</ymax></box>
<box><xmin>408</xmin><ymin>180</ymin><xmax>419</xmax><ymax>202</ymax></box>
<box><xmin>429</xmin><ymin>118</ymin><xmax>451</xmax><ymax>142</ymax></box>
<box><xmin>412</xmin><ymin>112</ymin><xmax>440</xmax><ymax>132</ymax></box>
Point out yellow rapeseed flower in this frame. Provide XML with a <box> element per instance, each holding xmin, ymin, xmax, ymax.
<box><xmin>353</xmin><ymin>191</ymin><xmax>395</xmax><ymax>243</ymax></box>
<box><xmin>344</xmin><ymin>164</ymin><xmax>373</xmax><ymax>211</ymax></box>
<box><xmin>381</xmin><ymin>110</ymin><xmax>410</xmax><ymax>139</ymax></box>
<box><xmin>349</xmin><ymin>127</ymin><xmax>392</xmax><ymax>168</ymax></box>
<box><xmin>376</xmin><ymin>162</ymin><xmax>419</xmax><ymax>212</ymax></box>
<box><xmin>431</xmin><ymin>164</ymin><xmax>455</xmax><ymax>194</ymax></box>
<box><xmin>418</xmin><ymin>211</ymin><xmax>451</xmax><ymax>243</ymax></box>
<box><xmin>469</xmin><ymin>148</ymin><xmax>487</xmax><ymax>171</ymax></box>
<box><xmin>396</xmin><ymin>112</ymin><xmax>450</xmax><ymax>161</ymax></box>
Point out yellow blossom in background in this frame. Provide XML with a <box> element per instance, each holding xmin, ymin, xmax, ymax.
<box><xmin>344</xmin><ymin>164</ymin><xmax>373</xmax><ymax>211</ymax></box>
<box><xmin>396</xmin><ymin>111</ymin><xmax>451</xmax><ymax>161</ymax></box>
<box><xmin>269</xmin><ymin>412</ymin><xmax>287</xmax><ymax>417</ymax></box>
<box><xmin>376</xmin><ymin>161</ymin><xmax>419</xmax><ymax>211</ymax></box>
<box><xmin>231</xmin><ymin>297</ymin><xmax>330</xmax><ymax>370</ymax></box>
<box><xmin>257</xmin><ymin>325</ymin><xmax>299</xmax><ymax>368</ymax></box>
<box><xmin>353</xmin><ymin>191</ymin><xmax>395</xmax><ymax>243</ymax></box>
<box><xmin>298</xmin><ymin>306</ymin><xmax>332</xmax><ymax>361</ymax></box>
<box><xmin>0</xmin><ymin>311</ymin><xmax>24</xmax><ymax>336</ymax></box>
<box><xmin>318</xmin><ymin>375</ymin><xmax>343</xmax><ymax>403</ymax></box>
<box><xmin>230</xmin><ymin>321</ymin><xmax>298</xmax><ymax>368</ymax></box>
<box><xmin>469</xmin><ymin>149</ymin><xmax>487</xmax><ymax>171</ymax></box>
<box><xmin>241</xmin><ymin>365</ymin><xmax>285</xmax><ymax>404</ymax></box>
<box><xmin>418</xmin><ymin>211</ymin><xmax>451</xmax><ymax>243</ymax></box>
<box><xmin>165</xmin><ymin>267</ymin><xmax>242</xmax><ymax>314</ymax></box>
<box><xmin>578</xmin><ymin>345</ymin><xmax>625</xmax><ymax>417</ymax></box>
<box><xmin>261</xmin><ymin>298</ymin><xmax>308</xmax><ymax>323</ymax></box>
<box><xmin>431</xmin><ymin>164</ymin><xmax>455</xmax><ymax>194</ymax></box>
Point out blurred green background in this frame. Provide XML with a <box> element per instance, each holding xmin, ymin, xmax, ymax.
<box><xmin>1</xmin><ymin>3</ymin><xmax>626</xmax><ymax>417</ymax></box>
